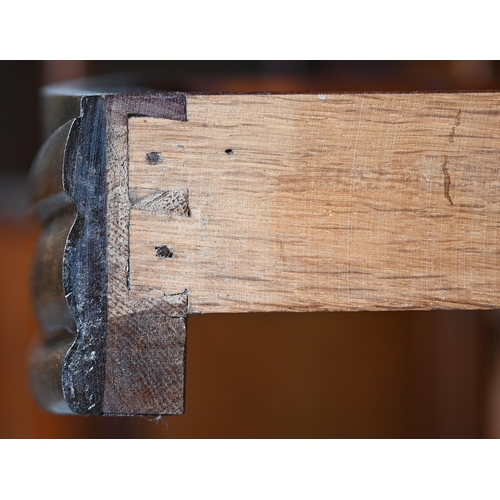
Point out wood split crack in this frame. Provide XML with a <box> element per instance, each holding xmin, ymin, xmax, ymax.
<box><xmin>442</xmin><ymin>155</ymin><xmax>453</xmax><ymax>205</ymax></box>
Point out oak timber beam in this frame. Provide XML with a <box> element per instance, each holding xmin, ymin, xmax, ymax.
<box><xmin>29</xmin><ymin>82</ymin><xmax>500</xmax><ymax>415</ymax></box>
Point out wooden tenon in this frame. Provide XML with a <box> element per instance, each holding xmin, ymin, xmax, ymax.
<box><xmin>29</xmin><ymin>82</ymin><xmax>500</xmax><ymax>415</ymax></box>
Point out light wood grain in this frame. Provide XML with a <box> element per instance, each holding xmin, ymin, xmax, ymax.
<box><xmin>127</xmin><ymin>93</ymin><xmax>500</xmax><ymax>313</ymax></box>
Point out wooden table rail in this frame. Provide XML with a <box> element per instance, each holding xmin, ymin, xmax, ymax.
<box><xmin>29</xmin><ymin>77</ymin><xmax>500</xmax><ymax>415</ymax></box>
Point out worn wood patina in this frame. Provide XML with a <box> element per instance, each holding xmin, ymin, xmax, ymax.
<box><xmin>29</xmin><ymin>82</ymin><xmax>500</xmax><ymax>415</ymax></box>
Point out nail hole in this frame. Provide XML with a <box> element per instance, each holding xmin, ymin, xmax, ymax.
<box><xmin>155</xmin><ymin>246</ymin><xmax>173</xmax><ymax>258</ymax></box>
<box><xmin>225</xmin><ymin>149</ymin><xmax>234</xmax><ymax>155</ymax></box>
<box><xmin>146</xmin><ymin>152</ymin><xmax>162</xmax><ymax>165</ymax></box>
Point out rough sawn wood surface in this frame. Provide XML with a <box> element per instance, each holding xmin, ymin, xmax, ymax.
<box><xmin>128</xmin><ymin>92</ymin><xmax>500</xmax><ymax>314</ymax></box>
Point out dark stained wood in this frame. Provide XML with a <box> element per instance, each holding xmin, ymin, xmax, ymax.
<box><xmin>30</xmin><ymin>91</ymin><xmax>189</xmax><ymax>415</ymax></box>
<box><xmin>104</xmin><ymin>309</ymin><xmax>187</xmax><ymax>415</ymax></box>
<box><xmin>61</xmin><ymin>96</ymin><xmax>108</xmax><ymax>414</ymax></box>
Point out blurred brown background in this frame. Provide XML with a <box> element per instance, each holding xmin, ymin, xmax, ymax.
<box><xmin>2</xmin><ymin>60</ymin><xmax>500</xmax><ymax>438</ymax></box>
